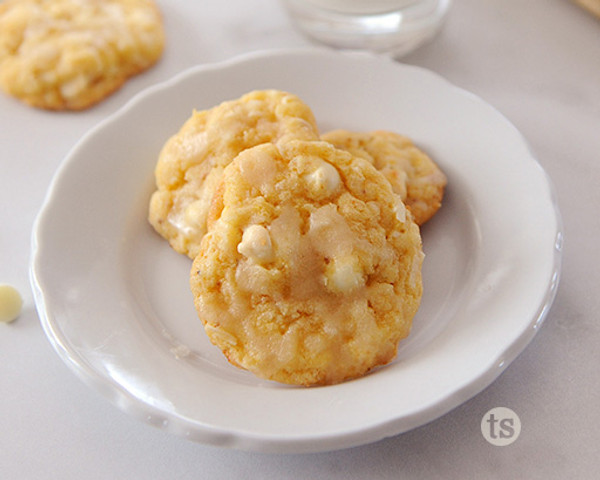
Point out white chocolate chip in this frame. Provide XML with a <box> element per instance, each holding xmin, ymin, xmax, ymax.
<box><xmin>324</xmin><ymin>257</ymin><xmax>365</xmax><ymax>294</ymax></box>
<box><xmin>0</xmin><ymin>284</ymin><xmax>23</xmax><ymax>323</ymax></box>
<box><xmin>181</xmin><ymin>197</ymin><xmax>210</xmax><ymax>234</ymax></box>
<box><xmin>393</xmin><ymin>195</ymin><xmax>407</xmax><ymax>223</ymax></box>
<box><xmin>304</xmin><ymin>159</ymin><xmax>341</xmax><ymax>198</ymax></box>
<box><xmin>237</xmin><ymin>224</ymin><xmax>274</xmax><ymax>263</ymax></box>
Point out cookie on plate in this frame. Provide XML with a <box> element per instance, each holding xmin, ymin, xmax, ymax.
<box><xmin>322</xmin><ymin>129</ymin><xmax>447</xmax><ymax>225</ymax></box>
<box><xmin>190</xmin><ymin>140</ymin><xmax>424</xmax><ymax>386</ymax></box>
<box><xmin>0</xmin><ymin>0</ymin><xmax>165</xmax><ymax>110</ymax></box>
<box><xmin>149</xmin><ymin>90</ymin><xmax>320</xmax><ymax>259</ymax></box>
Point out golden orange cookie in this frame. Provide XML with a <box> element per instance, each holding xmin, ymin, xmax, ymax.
<box><xmin>322</xmin><ymin>129</ymin><xmax>447</xmax><ymax>225</ymax></box>
<box><xmin>0</xmin><ymin>0</ymin><xmax>165</xmax><ymax>110</ymax></box>
<box><xmin>190</xmin><ymin>140</ymin><xmax>424</xmax><ymax>386</ymax></box>
<box><xmin>149</xmin><ymin>90</ymin><xmax>320</xmax><ymax>259</ymax></box>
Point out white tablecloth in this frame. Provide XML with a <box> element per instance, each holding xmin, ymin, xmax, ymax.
<box><xmin>2</xmin><ymin>1</ymin><xmax>599</xmax><ymax>478</ymax></box>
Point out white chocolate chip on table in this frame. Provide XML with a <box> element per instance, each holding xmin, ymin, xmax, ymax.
<box><xmin>0</xmin><ymin>284</ymin><xmax>23</xmax><ymax>323</ymax></box>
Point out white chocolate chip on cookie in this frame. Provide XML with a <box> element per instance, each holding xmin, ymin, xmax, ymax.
<box><xmin>238</xmin><ymin>225</ymin><xmax>274</xmax><ymax>264</ymax></box>
<box><xmin>303</xmin><ymin>158</ymin><xmax>341</xmax><ymax>199</ymax></box>
<box><xmin>324</xmin><ymin>256</ymin><xmax>365</xmax><ymax>294</ymax></box>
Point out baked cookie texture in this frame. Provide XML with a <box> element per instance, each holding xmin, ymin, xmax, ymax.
<box><xmin>190</xmin><ymin>140</ymin><xmax>424</xmax><ymax>386</ymax></box>
<box><xmin>0</xmin><ymin>0</ymin><xmax>165</xmax><ymax>110</ymax></box>
<box><xmin>322</xmin><ymin>129</ymin><xmax>447</xmax><ymax>225</ymax></box>
<box><xmin>149</xmin><ymin>90</ymin><xmax>320</xmax><ymax>259</ymax></box>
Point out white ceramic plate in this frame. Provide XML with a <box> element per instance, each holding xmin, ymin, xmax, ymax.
<box><xmin>30</xmin><ymin>49</ymin><xmax>562</xmax><ymax>453</ymax></box>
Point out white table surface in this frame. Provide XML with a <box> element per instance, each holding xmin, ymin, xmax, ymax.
<box><xmin>1</xmin><ymin>0</ymin><xmax>599</xmax><ymax>478</ymax></box>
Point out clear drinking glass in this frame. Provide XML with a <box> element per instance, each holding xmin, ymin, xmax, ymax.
<box><xmin>281</xmin><ymin>0</ymin><xmax>451</xmax><ymax>57</ymax></box>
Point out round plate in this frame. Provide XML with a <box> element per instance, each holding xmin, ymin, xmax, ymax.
<box><xmin>30</xmin><ymin>49</ymin><xmax>562</xmax><ymax>453</ymax></box>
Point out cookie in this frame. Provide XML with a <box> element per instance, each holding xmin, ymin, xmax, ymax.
<box><xmin>149</xmin><ymin>90</ymin><xmax>320</xmax><ymax>259</ymax></box>
<box><xmin>190</xmin><ymin>140</ymin><xmax>424</xmax><ymax>386</ymax></box>
<box><xmin>0</xmin><ymin>0</ymin><xmax>165</xmax><ymax>110</ymax></box>
<box><xmin>322</xmin><ymin>130</ymin><xmax>447</xmax><ymax>225</ymax></box>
